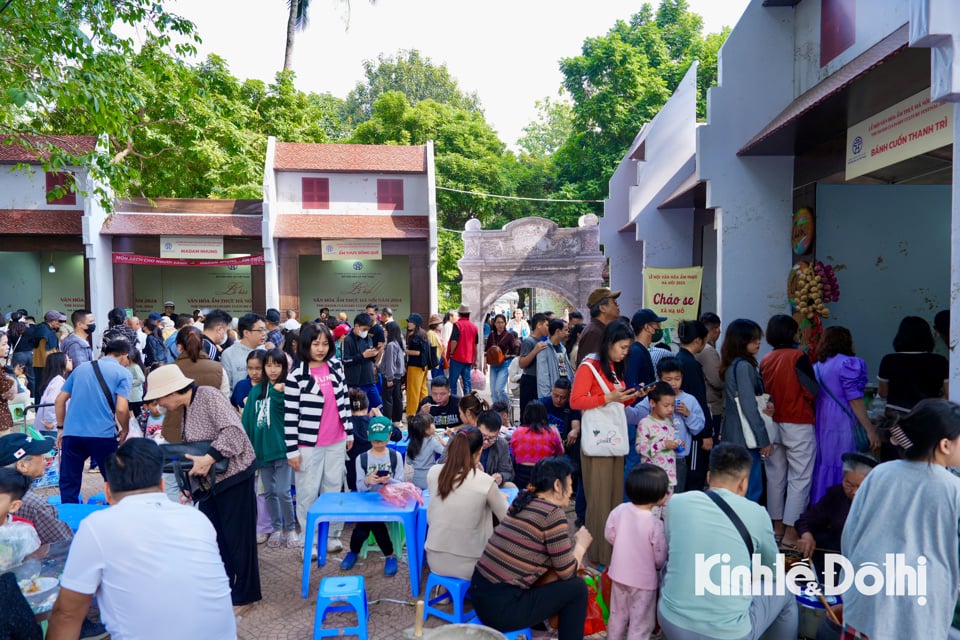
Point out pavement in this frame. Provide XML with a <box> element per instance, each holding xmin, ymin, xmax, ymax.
<box><xmin>68</xmin><ymin>464</ymin><xmax>574</xmax><ymax>640</ymax></box>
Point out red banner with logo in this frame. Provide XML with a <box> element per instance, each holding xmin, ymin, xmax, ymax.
<box><xmin>112</xmin><ymin>253</ymin><xmax>265</xmax><ymax>267</ymax></box>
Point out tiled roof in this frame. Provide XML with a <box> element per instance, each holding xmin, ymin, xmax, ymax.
<box><xmin>274</xmin><ymin>143</ymin><xmax>427</xmax><ymax>173</ymax></box>
<box><xmin>0</xmin><ymin>209</ymin><xmax>83</xmax><ymax>234</ymax></box>
<box><xmin>116</xmin><ymin>198</ymin><xmax>263</xmax><ymax>214</ymax></box>
<box><xmin>274</xmin><ymin>214</ymin><xmax>429</xmax><ymax>239</ymax></box>
<box><xmin>0</xmin><ymin>135</ymin><xmax>98</xmax><ymax>163</ymax></box>
<box><xmin>101</xmin><ymin>213</ymin><xmax>262</xmax><ymax>236</ymax></box>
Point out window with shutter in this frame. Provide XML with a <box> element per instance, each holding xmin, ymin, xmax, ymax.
<box><xmin>377</xmin><ymin>179</ymin><xmax>404</xmax><ymax>211</ymax></box>
<box><xmin>302</xmin><ymin>177</ymin><xmax>330</xmax><ymax>209</ymax></box>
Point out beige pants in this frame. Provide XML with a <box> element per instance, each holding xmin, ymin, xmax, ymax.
<box><xmin>295</xmin><ymin>442</ymin><xmax>346</xmax><ymax>543</ymax></box>
<box><xmin>581</xmin><ymin>453</ymin><xmax>624</xmax><ymax>565</ymax></box>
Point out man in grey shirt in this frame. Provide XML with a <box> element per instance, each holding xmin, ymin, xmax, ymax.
<box><xmin>60</xmin><ymin>309</ymin><xmax>95</xmax><ymax>366</ymax></box>
<box><xmin>219</xmin><ymin>313</ymin><xmax>266</xmax><ymax>391</ymax></box>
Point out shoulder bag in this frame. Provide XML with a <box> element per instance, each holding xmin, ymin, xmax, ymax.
<box><xmin>705</xmin><ymin>490</ymin><xmax>754</xmax><ymax>556</ymax></box>
<box><xmin>159</xmin><ymin>441</ymin><xmax>229</xmax><ymax>502</ymax></box>
<box><xmin>579</xmin><ymin>361</ymin><xmax>629</xmax><ymax>457</ymax></box>
<box><xmin>91</xmin><ymin>360</ymin><xmax>122</xmax><ymax>436</ymax></box>
<box><xmin>815</xmin><ymin>365</ymin><xmax>870</xmax><ymax>452</ymax></box>
<box><xmin>732</xmin><ymin>359</ymin><xmax>778</xmax><ymax>449</ymax></box>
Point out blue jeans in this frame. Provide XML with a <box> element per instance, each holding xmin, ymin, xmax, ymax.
<box><xmin>489</xmin><ymin>362</ymin><xmax>510</xmax><ymax>405</ymax></box>
<box><xmin>260</xmin><ymin>459</ymin><xmax>296</xmax><ymax>532</ymax></box>
<box><xmin>357</xmin><ymin>383</ymin><xmax>382</xmax><ymax>410</ymax></box>
<box><xmin>623</xmin><ymin>422</ymin><xmax>641</xmax><ymax>500</ymax></box>
<box><xmin>747</xmin><ymin>449</ymin><xmax>764</xmax><ymax>503</ymax></box>
<box><xmin>448</xmin><ymin>359</ymin><xmax>471</xmax><ymax>395</ymax></box>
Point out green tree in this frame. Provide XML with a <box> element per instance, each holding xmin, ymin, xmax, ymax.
<box><xmin>344</xmin><ymin>50</ymin><xmax>482</xmax><ymax>125</ymax></box>
<box><xmin>517</xmin><ymin>96</ymin><xmax>574</xmax><ymax>158</ymax></box>
<box><xmin>554</xmin><ymin>0</ymin><xmax>726</xmax><ymax>202</ymax></box>
<box><xmin>0</xmin><ymin>0</ymin><xmax>199</xmax><ymax>204</ymax></box>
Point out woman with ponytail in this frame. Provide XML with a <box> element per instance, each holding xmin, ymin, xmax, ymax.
<box><xmin>471</xmin><ymin>457</ymin><xmax>593</xmax><ymax>639</ymax></box>
<box><xmin>426</xmin><ymin>427</ymin><xmax>507</xmax><ymax>580</ymax></box>
<box><xmin>161</xmin><ymin>326</ymin><xmax>229</xmax><ymax>442</ymax></box>
<box><xmin>841</xmin><ymin>399</ymin><xmax>960</xmax><ymax>640</ymax></box>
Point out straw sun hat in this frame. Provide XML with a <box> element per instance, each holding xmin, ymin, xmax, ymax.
<box><xmin>143</xmin><ymin>365</ymin><xmax>195</xmax><ymax>401</ymax></box>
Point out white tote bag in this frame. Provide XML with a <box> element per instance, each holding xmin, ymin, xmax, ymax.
<box><xmin>579</xmin><ymin>361</ymin><xmax>629</xmax><ymax>457</ymax></box>
<box><xmin>736</xmin><ymin>392</ymin><xmax>779</xmax><ymax>449</ymax></box>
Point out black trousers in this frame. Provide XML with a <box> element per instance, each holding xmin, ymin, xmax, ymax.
<box><xmin>519</xmin><ymin>375</ymin><xmax>538</xmax><ymax>414</ymax></box>
<box><xmin>382</xmin><ymin>378</ymin><xmax>404</xmax><ymax>424</ymax></box>
<box><xmin>471</xmin><ymin>570</ymin><xmax>587</xmax><ymax>640</ymax></box>
<box><xmin>199</xmin><ymin>472</ymin><xmax>262</xmax><ymax>606</ymax></box>
<box><xmin>349</xmin><ymin>522</ymin><xmax>394</xmax><ymax>556</ymax></box>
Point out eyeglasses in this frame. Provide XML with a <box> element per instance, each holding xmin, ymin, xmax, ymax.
<box><xmin>481</xmin><ymin>434</ymin><xmax>499</xmax><ymax>443</ymax></box>
<box><xmin>249</xmin><ymin>328</ymin><xmax>267</xmax><ymax>333</ymax></box>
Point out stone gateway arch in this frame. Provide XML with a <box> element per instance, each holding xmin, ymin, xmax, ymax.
<box><xmin>457</xmin><ymin>215</ymin><xmax>606</xmax><ymax>336</ymax></box>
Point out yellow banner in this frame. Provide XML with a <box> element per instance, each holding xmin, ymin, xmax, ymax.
<box><xmin>642</xmin><ymin>267</ymin><xmax>703</xmax><ymax>330</ymax></box>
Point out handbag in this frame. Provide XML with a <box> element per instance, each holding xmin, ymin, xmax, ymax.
<box><xmin>485</xmin><ymin>345</ymin><xmax>505</xmax><ymax>366</ymax></box>
<box><xmin>578</xmin><ymin>361</ymin><xmax>629</xmax><ymax>457</ymax></box>
<box><xmin>815</xmin><ymin>365</ymin><xmax>870</xmax><ymax>452</ymax></box>
<box><xmin>159</xmin><ymin>441</ymin><xmax>229</xmax><ymax>502</ymax></box>
<box><xmin>732</xmin><ymin>359</ymin><xmax>778</xmax><ymax>449</ymax></box>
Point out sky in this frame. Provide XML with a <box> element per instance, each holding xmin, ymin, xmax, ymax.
<box><xmin>169</xmin><ymin>0</ymin><xmax>751</xmax><ymax>147</ymax></box>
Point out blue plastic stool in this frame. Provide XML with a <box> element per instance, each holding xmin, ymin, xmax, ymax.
<box><xmin>86</xmin><ymin>492</ymin><xmax>107</xmax><ymax>505</ymax></box>
<box><xmin>469</xmin><ymin>618</ymin><xmax>532</xmax><ymax>640</ymax></box>
<box><xmin>313</xmin><ymin>575</ymin><xmax>368</xmax><ymax>639</ymax></box>
<box><xmin>423</xmin><ymin>573</ymin><xmax>476</xmax><ymax>623</ymax></box>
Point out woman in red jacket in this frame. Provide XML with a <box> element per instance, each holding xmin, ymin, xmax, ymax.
<box><xmin>759</xmin><ymin>314</ymin><xmax>818</xmax><ymax>548</ymax></box>
<box><xmin>570</xmin><ymin>320</ymin><xmax>640</xmax><ymax>566</ymax></box>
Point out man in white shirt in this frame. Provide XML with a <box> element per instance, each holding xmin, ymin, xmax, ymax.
<box><xmin>282</xmin><ymin>308</ymin><xmax>301</xmax><ymax>332</ymax></box>
<box><xmin>46</xmin><ymin>438</ymin><xmax>236</xmax><ymax>640</ymax></box>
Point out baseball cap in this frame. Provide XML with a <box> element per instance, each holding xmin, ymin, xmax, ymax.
<box><xmin>631</xmin><ymin>308</ymin><xmax>667</xmax><ymax>327</ymax></box>
<box><xmin>368</xmin><ymin>416</ymin><xmax>393</xmax><ymax>442</ymax></box>
<box><xmin>163</xmin><ymin>301</ymin><xmax>175</xmax><ymax>308</ymax></box>
<box><xmin>587</xmin><ymin>288</ymin><xmax>621</xmax><ymax>308</ymax></box>
<box><xmin>265</xmin><ymin>309</ymin><xmax>282</xmax><ymax>323</ymax></box>
<box><xmin>44</xmin><ymin>310</ymin><xmax>67</xmax><ymax>322</ymax></box>
<box><xmin>0</xmin><ymin>433</ymin><xmax>56</xmax><ymax>466</ymax></box>
<box><xmin>333</xmin><ymin>323</ymin><xmax>351</xmax><ymax>340</ymax></box>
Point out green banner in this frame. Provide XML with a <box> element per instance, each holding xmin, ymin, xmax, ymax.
<box><xmin>299</xmin><ymin>255</ymin><xmax>410</xmax><ymax>321</ymax></box>
<box><xmin>133</xmin><ymin>260</ymin><xmax>252</xmax><ymax>316</ymax></box>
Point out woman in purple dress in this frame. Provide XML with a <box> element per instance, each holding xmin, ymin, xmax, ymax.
<box><xmin>809</xmin><ymin>327</ymin><xmax>880</xmax><ymax>503</ymax></box>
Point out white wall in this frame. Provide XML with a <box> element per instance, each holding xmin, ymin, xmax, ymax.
<box><xmin>793</xmin><ymin>0</ymin><xmax>909</xmax><ymax>96</ymax></box>
<box><xmin>274</xmin><ymin>171</ymin><xmax>429</xmax><ymax>215</ymax></box>
<box><xmin>0</xmin><ymin>166</ymin><xmax>86</xmax><ymax>209</ymax></box>
<box><xmin>699</xmin><ymin>1</ymin><xmax>797</xmax><ymax>329</ymax></box>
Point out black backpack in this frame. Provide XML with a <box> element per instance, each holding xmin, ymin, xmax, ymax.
<box><xmin>423</xmin><ymin>334</ymin><xmax>440</xmax><ymax>370</ymax></box>
<box><xmin>359</xmin><ymin>449</ymin><xmax>401</xmax><ymax>478</ymax></box>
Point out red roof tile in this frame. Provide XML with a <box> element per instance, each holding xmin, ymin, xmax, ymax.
<box><xmin>101</xmin><ymin>213</ymin><xmax>262</xmax><ymax>236</ymax></box>
<box><xmin>274</xmin><ymin>214</ymin><xmax>429</xmax><ymax>239</ymax></box>
<box><xmin>0</xmin><ymin>209</ymin><xmax>83</xmax><ymax>234</ymax></box>
<box><xmin>274</xmin><ymin>143</ymin><xmax>427</xmax><ymax>173</ymax></box>
<box><xmin>116</xmin><ymin>198</ymin><xmax>263</xmax><ymax>214</ymax></box>
<box><xmin>0</xmin><ymin>136</ymin><xmax>98</xmax><ymax>164</ymax></box>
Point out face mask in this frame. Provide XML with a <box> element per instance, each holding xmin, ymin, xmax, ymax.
<box><xmin>219</xmin><ymin>332</ymin><xmax>228</xmax><ymax>345</ymax></box>
<box><xmin>358</xmin><ymin>330</ymin><xmax>369</xmax><ymax>339</ymax></box>
<box><xmin>651</xmin><ymin>329</ymin><xmax>664</xmax><ymax>343</ymax></box>
<box><xmin>85</xmin><ymin>323</ymin><xmax>96</xmax><ymax>334</ymax></box>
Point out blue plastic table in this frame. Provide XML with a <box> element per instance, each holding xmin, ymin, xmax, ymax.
<box><xmin>54</xmin><ymin>503</ymin><xmax>108</xmax><ymax>532</ymax></box>
<box><xmin>301</xmin><ymin>492</ymin><xmax>421</xmax><ymax>598</ymax></box>
<box><xmin>387</xmin><ymin>438</ymin><xmax>408</xmax><ymax>460</ymax></box>
<box><xmin>415</xmin><ymin>487</ymin><xmax>518</xmax><ymax>568</ymax></box>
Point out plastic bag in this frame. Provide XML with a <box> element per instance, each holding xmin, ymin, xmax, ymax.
<box><xmin>379</xmin><ymin>482</ymin><xmax>424</xmax><ymax>507</ymax></box>
<box><xmin>470</xmin><ymin>368</ymin><xmax>487</xmax><ymax>391</ymax></box>
<box><xmin>583</xmin><ymin>574</ymin><xmax>607</xmax><ymax>635</ymax></box>
<box><xmin>0</xmin><ymin>521</ymin><xmax>41</xmax><ymax>571</ymax></box>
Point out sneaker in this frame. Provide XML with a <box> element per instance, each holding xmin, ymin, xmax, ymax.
<box><xmin>384</xmin><ymin>556</ymin><xmax>398</xmax><ymax>577</ymax></box>
<box><xmin>266</xmin><ymin>531</ymin><xmax>283</xmax><ymax>548</ymax></box>
<box><xmin>284</xmin><ymin>531</ymin><xmax>299</xmax><ymax>549</ymax></box>
<box><xmin>79</xmin><ymin>618</ymin><xmax>109</xmax><ymax>640</ymax></box>
<box><xmin>256</xmin><ymin>533</ymin><xmax>269</xmax><ymax>545</ymax></box>
<box><xmin>340</xmin><ymin>551</ymin><xmax>358</xmax><ymax>571</ymax></box>
<box><xmin>327</xmin><ymin>538</ymin><xmax>343</xmax><ymax>553</ymax></box>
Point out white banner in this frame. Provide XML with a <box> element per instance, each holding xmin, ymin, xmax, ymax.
<box><xmin>321</xmin><ymin>238</ymin><xmax>382</xmax><ymax>261</ymax></box>
<box><xmin>846</xmin><ymin>89</ymin><xmax>953</xmax><ymax>180</ymax></box>
<box><xmin>160</xmin><ymin>236</ymin><xmax>224</xmax><ymax>259</ymax></box>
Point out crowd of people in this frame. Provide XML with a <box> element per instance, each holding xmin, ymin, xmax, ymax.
<box><xmin>0</xmin><ymin>293</ymin><xmax>957</xmax><ymax>640</ymax></box>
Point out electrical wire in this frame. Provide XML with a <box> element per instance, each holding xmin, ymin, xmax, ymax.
<box><xmin>436</xmin><ymin>185</ymin><xmax>603</xmax><ymax>203</ymax></box>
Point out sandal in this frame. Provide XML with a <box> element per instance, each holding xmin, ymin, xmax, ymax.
<box><xmin>285</xmin><ymin>531</ymin><xmax>300</xmax><ymax>549</ymax></box>
<box><xmin>266</xmin><ymin>531</ymin><xmax>283</xmax><ymax>548</ymax></box>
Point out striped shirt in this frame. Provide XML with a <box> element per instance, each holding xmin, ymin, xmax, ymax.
<box><xmin>474</xmin><ymin>497</ymin><xmax>576</xmax><ymax>588</ymax></box>
<box><xmin>284</xmin><ymin>359</ymin><xmax>354</xmax><ymax>455</ymax></box>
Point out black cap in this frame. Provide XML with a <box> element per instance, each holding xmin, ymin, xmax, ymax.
<box><xmin>632</xmin><ymin>308</ymin><xmax>667</xmax><ymax>327</ymax></box>
<box><xmin>0</xmin><ymin>433</ymin><xmax>55</xmax><ymax>466</ymax></box>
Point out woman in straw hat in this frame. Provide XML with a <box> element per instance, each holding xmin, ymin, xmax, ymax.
<box><xmin>144</xmin><ymin>364</ymin><xmax>260</xmax><ymax>614</ymax></box>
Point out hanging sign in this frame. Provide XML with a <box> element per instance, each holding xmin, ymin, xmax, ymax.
<box><xmin>321</xmin><ymin>239</ymin><xmax>382</xmax><ymax>261</ymax></box>
<box><xmin>845</xmin><ymin>89</ymin><xmax>953</xmax><ymax>179</ymax></box>
<box><xmin>160</xmin><ymin>236</ymin><xmax>224</xmax><ymax>259</ymax></box>
<box><xmin>642</xmin><ymin>267</ymin><xmax>703</xmax><ymax>329</ymax></box>
<box><xmin>113</xmin><ymin>253</ymin><xmax>264</xmax><ymax>267</ymax></box>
